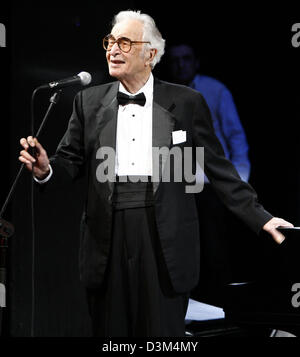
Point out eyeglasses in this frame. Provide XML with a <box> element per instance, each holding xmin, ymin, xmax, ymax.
<box><xmin>103</xmin><ymin>34</ymin><xmax>151</xmax><ymax>53</ymax></box>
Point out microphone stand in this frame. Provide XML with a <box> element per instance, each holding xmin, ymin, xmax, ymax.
<box><xmin>0</xmin><ymin>89</ymin><xmax>62</xmax><ymax>336</ymax></box>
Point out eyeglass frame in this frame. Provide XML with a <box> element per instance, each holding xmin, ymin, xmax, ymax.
<box><xmin>103</xmin><ymin>34</ymin><xmax>151</xmax><ymax>53</ymax></box>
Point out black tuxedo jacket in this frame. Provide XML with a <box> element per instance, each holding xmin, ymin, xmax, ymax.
<box><xmin>47</xmin><ymin>77</ymin><xmax>272</xmax><ymax>293</ymax></box>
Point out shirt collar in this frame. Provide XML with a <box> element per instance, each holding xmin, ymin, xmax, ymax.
<box><xmin>118</xmin><ymin>72</ymin><xmax>153</xmax><ymax>107</ymax></box>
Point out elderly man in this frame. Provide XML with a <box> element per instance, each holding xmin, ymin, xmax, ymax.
<box><xmin>19</xmin><ymin>10</ymin><xmax>292</xmax><ymax>337</ymax></box>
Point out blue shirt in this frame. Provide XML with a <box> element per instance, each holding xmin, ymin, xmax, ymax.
<box><xmin>191</xmin><ymin>74</ymin><xmax>251</xmax><ymax>182</ymax></box>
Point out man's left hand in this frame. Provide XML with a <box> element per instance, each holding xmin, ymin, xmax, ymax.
<box><xmin>263</xmin><ymin>217</ymin><xmax>294</xmax><ymax>244</ymax></box>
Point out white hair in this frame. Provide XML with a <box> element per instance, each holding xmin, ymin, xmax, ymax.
<box><xmin>112</xmin><ymin>10</ymin><xmax>165</xmax><ymax>69</ymax></box>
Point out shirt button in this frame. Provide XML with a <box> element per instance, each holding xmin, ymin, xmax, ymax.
<box><xmin>132</xmin><ymin>162</ymin><xmax>135</xmax><ymax>165</ymax></box>
<box><xmin>132</xmin><ymin>114</ymin><xmax>135</xmax><ymax>117</ymax></box>
<box><xmin>132</xmin><ymin>138</ymin><xmax>135</xmax><ymax>141</ymax></box>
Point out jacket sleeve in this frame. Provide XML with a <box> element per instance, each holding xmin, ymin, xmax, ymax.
<box><xmin>192</xmin><ymin>92</ymin><xmax>272</xmax><ymax>234</ymax></box>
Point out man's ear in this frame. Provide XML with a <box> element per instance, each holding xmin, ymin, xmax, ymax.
<box><xmin>146</xmin><ymin>48</ymin><xmax>157</xmax><ymax>66</ymax></box>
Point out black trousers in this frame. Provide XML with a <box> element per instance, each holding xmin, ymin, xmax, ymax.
<box><xmin>86</xmin><ymin>205</ymin><xmax>189</xmax><ymax>337</ymax></box>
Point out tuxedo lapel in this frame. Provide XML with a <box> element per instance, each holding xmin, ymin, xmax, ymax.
<box><xmin>96</xmin><ymin>82</ymin><xmax>119</xmax><ymax>197</ymax></box>
<box><xmin>152</xmin><ymin>79</ymin><xmax>177</xmax><ymax>194</ymax></box>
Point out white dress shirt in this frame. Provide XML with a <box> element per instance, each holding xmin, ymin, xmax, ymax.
<box><xmin>115</xmin><ymin>73</ymin><xmax>153</xmax><ymax>176</ymax></box>
<box><xmin>34</xmin><ymin>73</ymin><xmax>154</xmax><ymax>183</ymax></box>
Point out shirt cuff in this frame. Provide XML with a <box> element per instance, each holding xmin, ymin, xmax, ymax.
<box><xmin>33</xmin><ymin>164</ymin><xmax>53</xmax><ymax>184</ymax></box>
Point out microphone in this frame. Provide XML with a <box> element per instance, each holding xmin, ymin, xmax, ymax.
<box><xmin>39</xmin><ymin>71</ymin><xmax>92</xmax><ymax>90</ymax></box>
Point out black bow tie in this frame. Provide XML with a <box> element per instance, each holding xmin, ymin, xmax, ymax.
<box><xmin>117</xmin><ymin>91</ymin><xmax>146</xmax><ymax>106</ymax></box>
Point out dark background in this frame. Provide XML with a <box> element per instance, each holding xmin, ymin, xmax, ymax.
<box><xmin>1</xmin><ymin>1</ymin><xmax>300</xmax><ymax>336</ymax></box>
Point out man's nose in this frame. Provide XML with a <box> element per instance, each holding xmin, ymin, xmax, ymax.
<box><xmin>110</xmin><ymin>42</ymin><xmax>121</xmax><ymax>56</ymax></box>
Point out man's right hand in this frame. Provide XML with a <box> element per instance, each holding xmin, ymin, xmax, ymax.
<box><xmin>19</xmin><ymin>136</ymin><xmax>50</xmax><ymax>180</ymax></box>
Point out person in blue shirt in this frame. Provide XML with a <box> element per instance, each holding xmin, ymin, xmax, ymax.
<box><xmin>168</xmin><ymin>43</ymin><xmax>250</xmax><ymax>182</ymax></box>
<box><xmin>167</xmin><ymin>43</ymin><xmax>251</xmax><ymax>306</ymax></box>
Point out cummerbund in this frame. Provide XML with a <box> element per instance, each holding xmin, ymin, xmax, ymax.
<box><xmin>112</xmin><ymin>176</ymin><xmax>154</xmax><ymax>210</ymax></box>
